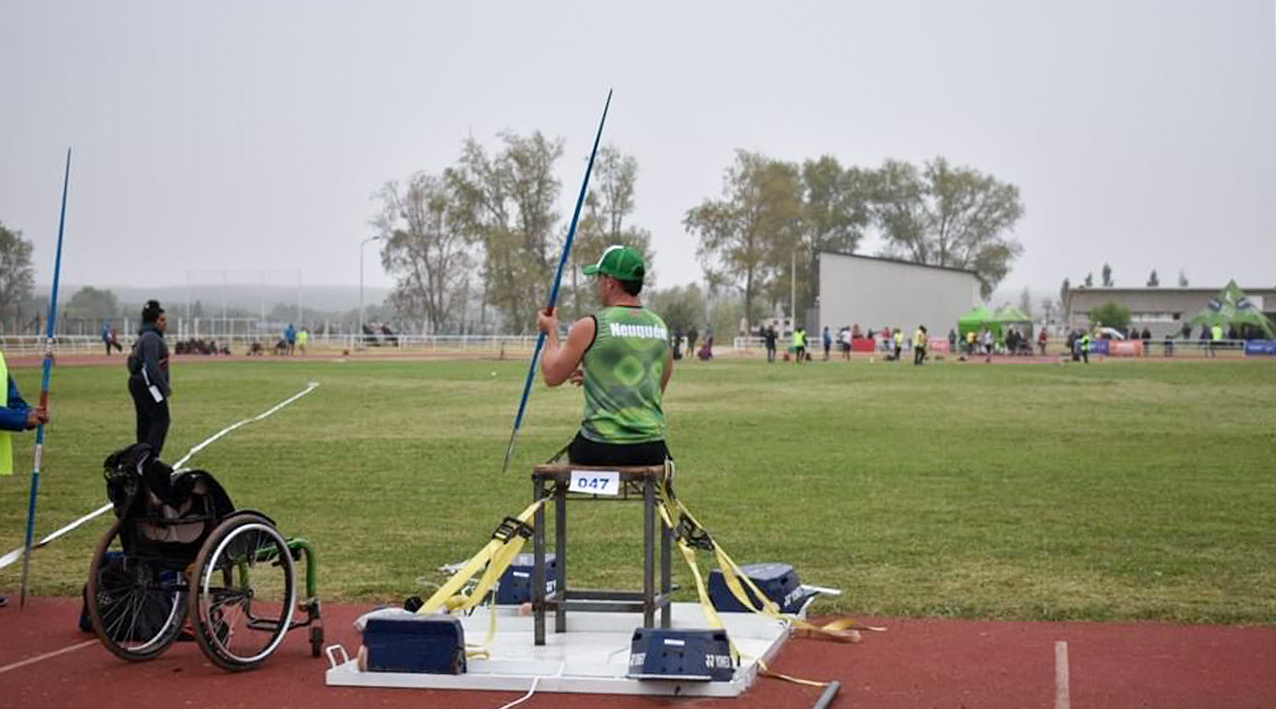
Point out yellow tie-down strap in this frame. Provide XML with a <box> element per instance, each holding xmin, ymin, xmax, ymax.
<box><xmin>654</xmin><ymin>469</ymin><xmax>884</xmax><ymax>688</ymax></box>
<box><xmin>658</xmin><ymin>474</ymin><xmax>884</xmax><ymax>641</ymax></box>
<box><xmin>415</xmin><ymin>498</ymin><xmax>547</xmax><ymax>657</ymax></box>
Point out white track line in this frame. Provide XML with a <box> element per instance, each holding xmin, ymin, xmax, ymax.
<box><xmin>0</xmin><ymin>382</ymin><xmax>320</xmax><ymax>570</ymax></box>
<box><xmin>1055</xmin><ymin>640</ymin><xmax>1071</xmax><ymax>709</ymax></box>
<box><xmin>0</xmin><ymin>640</ymin><xmax>97</xmax><ymax>675</ymax></box>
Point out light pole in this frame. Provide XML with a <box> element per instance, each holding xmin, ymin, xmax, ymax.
<box><xmin>359</xmin><ymin>235</ymin><xmax>385</xmax><ymax>349</ymax></box>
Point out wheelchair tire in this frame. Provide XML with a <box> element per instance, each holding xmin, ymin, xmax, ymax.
<box><xmin>85</xmin><ymin>519</ymin><xmax>186</xmax><ymax>662</ymax></box>
<box><xmin>188</xmin><ymin>513</ymin><xmax>297</xmax><ymax>672</ymax></box>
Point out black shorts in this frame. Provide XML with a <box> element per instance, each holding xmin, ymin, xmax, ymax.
<box><xmin>569</xmin><ymin>432</ymin><xmax>671</xmax><ymax>466</ymax></box>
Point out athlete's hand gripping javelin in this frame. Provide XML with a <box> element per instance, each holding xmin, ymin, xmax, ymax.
<box><xmin>537</xmin><ymin>307</ymin><xmax>590</xmax><ymax>388</ymax></box>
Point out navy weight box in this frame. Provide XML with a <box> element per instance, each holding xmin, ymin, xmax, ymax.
<box><xmin>363</xmin><ymin>616</ymin><xmax>466</xmax><ymax>674</ymax></box>
<box><xmin>707</xmin><ymin>562</ymin><xmax>816</xmax><ymax>615</ymax></box>
<box><xmin>627</xmin><ymin>628</ymin><xmax>734</xmax><ymax>681</ymax></box>
<box><xmin>495</xmin><ymin>552</ymin><xmax>557</xmax><ymax>605</ymax></box>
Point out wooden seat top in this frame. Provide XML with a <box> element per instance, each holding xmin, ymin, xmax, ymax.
<box><xmin>532</xmin><ymin>463</ymin><xmax>666</xmax><ymax>477</ymax></box>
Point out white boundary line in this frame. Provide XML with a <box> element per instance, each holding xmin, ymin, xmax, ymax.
<box><xmin>0</xmin><ymin>640</ymin><xmax>97</xmax><ymax>675</ymax></box>
<box><xmin>1055</xmin><ymin>640</ymin><xmax>1071</xmax><ymax>709</ymax></box>
<box><xmin>0</xmin><ymin>382</ymin><xmax>320</xmax><ymax>570</ymax></box>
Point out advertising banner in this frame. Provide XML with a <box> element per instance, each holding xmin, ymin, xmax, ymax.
<box><xmin>1244</xmin><ymin>340</ymin><xmax>1276</xmax><ymax>356</ymax></box>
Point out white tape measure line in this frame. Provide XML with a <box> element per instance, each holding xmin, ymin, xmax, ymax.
<box><xmin>0</xmin><ymin>382</ymin><xmax>320</xmax><ymax>570</ymax></box>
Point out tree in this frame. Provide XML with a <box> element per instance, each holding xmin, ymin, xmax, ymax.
<box><xmin>1089</xmin><ymin>300</ymin><xmax>1131</xmax><ymax>332</ymax></box>
<box><xmin>65</xmin><ymin>286</ymin><xmax>119</xmax><ymax>322</ymax></box>
<box><xmin>1041</xmin><ymin>297</ymin><xmax>1059</xmax><ymax>324</ymax></box>
<box><xmin>871</xmin><ymin>157</ymin><xmax>1024</xmax><ymax>298</ymax></box>
<box><xmin>647</xmin><ymin>283</ymin><xmax>707</xmax><ymax>334</ymax></box>
<box><xmin>1059</xmin><ymin>278</ymin><xmax>1071</xmax><ymax>307</ymax></box>
<box><xmin>570</xmin><ymin>145</ymin><xmax>654</xmax><ymax>318</ymax></box>
<box><xmin>685</xmin><ymin>151</ymin><xmax>803</xmax><ymax>326</ymax></box>
<box><xmin>1084</xmin><ymin>272</ymin><xmax>1094</xmax><ymax>287</ymax></box>
<box><xmin>0</xmin><ymin>221</ymin><xmax>35</xmax><ymax>326</ymax></box>
<box><xmin>374</xmin><ymin>171</ymin><xmax>476</xmax><ymax>333</ymax></box>
<box><xmin>1101</xmin><ymin>262</ymin><xmax>1113</xmax><ymax>287</ymax></box>
<box><xmin>789</xmin><ymin>156</ymin><xmax>872</xmax><ymax>316</ymax></box>
<box><xmin>1147</xmin><ymin>269</ymin><xmax>1160</xmax><ymax>287</ymax></box>
<box><xmin>1018</xmin><ymin>286</ymin><xmax>1034</xmax><ymax>318</ymax></box>
<box><xmin>448</xmin><ymin>132</ymin><xmax>564</xmax><ymax>332</ymax></box>
<box><xmin>1178</xmin><ymin>269</ymin><xmax>1189</xmax><ymax>287</ymax></box>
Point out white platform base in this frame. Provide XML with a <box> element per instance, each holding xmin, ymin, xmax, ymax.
<box><xmin>325</xmin><ymin>603</ymin><xmax>791</xmax><ymax>698</ymax></box>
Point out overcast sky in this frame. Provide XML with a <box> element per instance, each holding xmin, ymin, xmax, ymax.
<box><xmin>2</xmin><ymin>0</ymin><xmax>1273</xmax><ymax>302</ymax></box>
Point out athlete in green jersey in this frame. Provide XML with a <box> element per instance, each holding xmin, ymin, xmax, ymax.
<box><xmin>537</xmin><ymin>245</ymin><xmax>673</xmax><ymax>466</ymax></box>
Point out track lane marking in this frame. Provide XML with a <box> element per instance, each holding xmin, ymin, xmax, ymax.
<box><xmin>0</xmin><ymin>640</ymin><xmax>97</xmax><ymax>675</ymax></box>
<box><xmin>1055</xmin><ymin>640</ymin><xmax>1070</xmax><ymax>709</ymax></box>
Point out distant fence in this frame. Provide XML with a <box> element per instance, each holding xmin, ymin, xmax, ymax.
<box><xmin>1</xmin><ymin>334</ymin><xmax>1271</xmax><ymax>360</ymax></box>
<box><xmin>730</xmin><ymin>335</ymin><xmax>1269</xmax><ymax>359</ymax></box>
<box><xmin>0</xmin><ymin>334</ymin><xmax>543</xmax><ymax>356</ymax></box>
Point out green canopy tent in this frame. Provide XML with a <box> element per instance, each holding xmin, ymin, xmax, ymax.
<box><xmin>994</xmin><ymin>305</ymin><xmax>1033</xmax><ymax>324</ymax></box>
<box><xmin>994</xmin><ymin>304</ymin><xmax>1035</xmax><ymax>343</ymax></box>
<box><xmin>957</xmin><ymin>306</ymin><xmax>1000</xmax><ymax>340</ymax></box>
<box><xmin>1187</xmin><ymin>281</ymin><xmax>1275</xmax><ymax>338</ymax></box>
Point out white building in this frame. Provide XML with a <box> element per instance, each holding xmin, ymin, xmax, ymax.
<box><xmin>817</xmin><ymin>251</ymin><xmax>981</xmax><ymax>336</ymax></box>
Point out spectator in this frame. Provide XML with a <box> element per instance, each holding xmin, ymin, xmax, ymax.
<box><xmin>764</xmin><ymin>325</ymin><xmax>778</xmax><ymax>363</ymax></box>
<box><xmin>686</xmin><ymin>326</ymin><xmax>698</xmax><ymax>360</ymax></box>
<box><xmin>1</xmin><ymin>343</ymin><xmax>51</xmax><ymax>609</ymax></box>
<box><xmin>672</xmin><ymin>326</ymin><xmax>683</xmax><ymax>360</ymax></box>
<box><xmin>822</xmin><ymin>326</ymin><xmax>832</xmax><ymax>361</ymax></box>
<box><xmin>982</xmin><ymin>328</ymin><xmax>994</xmax><ymax>362</ymax></box>
<box><xmin>913</xmin><ymin>325</ymin><xmax>928</xmax><ymax>365</ymax></box>
<box><xmin>948</xmin><ymin>329</ymin><xmax>957</xmax><ymax>355</ymax></box>
<box><xmin>127</xmin><ymin>300</ymin><xmax>171</xmax><ymax>457</ymax></box>
<box><xmin>840</xmin><ymin>326</ymin><xmax>852</xmax><ymax>361</ymax></box>
<box><xmin>1210</xmin><ymin>323</ymin><xmax>1223</xmax><ymax>358</ymax></box>
<box><xmin>792</xmin><ymin>327</ymin><xmax>807</xmax><ymax>364</ymax></box>
<box><xmin>892</xmin><ymin>328</ymin><xmax>904</xmax><ymax>362</ymax></box>
<box><xmin>102</xmin><ymin>321</ymin><xmax>122</xmax><ymax>356</ymax></box>
<box><xmin>1038</xmin><ymin>328</ymin><xmax>1048</xmax><ymax>356</ymax></box>
<box><xmin>285</xmin><ymin>323</ymin><xmax>297</xmax><ymax>355</ymax></box>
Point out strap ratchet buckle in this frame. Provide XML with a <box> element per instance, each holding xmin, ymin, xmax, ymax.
<box><xmin>492</xmin><ymin>516</ymin><xmax>533</xmax><ymax>543</ymax></box>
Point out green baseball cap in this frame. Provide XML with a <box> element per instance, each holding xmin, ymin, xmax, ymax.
<box><xmin>583</xmin><ymin>244</ymin><xmax>645</xmax><ymax>281</ymax></box>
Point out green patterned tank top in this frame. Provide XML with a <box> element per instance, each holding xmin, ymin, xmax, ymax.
<box><xmin>580</xmin><ymin>306</ymin><xmax>670</xmax><ymax>444</ymax></box>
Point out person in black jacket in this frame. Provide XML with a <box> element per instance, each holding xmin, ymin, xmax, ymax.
<box><xmin>128</xmin><ymin>300</ymin><xmax>171</xmax><ymax>456</ymax></box>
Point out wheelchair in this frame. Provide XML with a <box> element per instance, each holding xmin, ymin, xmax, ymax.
<box><xmin>85</xmin><ymin>444</ymin><xmax>323</xmax><ymax>672</ymax></box>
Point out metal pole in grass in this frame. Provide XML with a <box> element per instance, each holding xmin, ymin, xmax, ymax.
<box><xmin>501</xmin><ymin>89</ymin><xmax>612</xmax><ymax>474</ymax></box>
<box><xmin>19</xmin><ymin>147</ymin><xmax>72</xmax><ymax>609</ymax></box>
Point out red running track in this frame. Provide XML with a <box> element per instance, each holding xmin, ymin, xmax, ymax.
<box><xmin>2</xmin><ymin>597</ymin><xmax>1274</xmax><ymax>708</ymax></box>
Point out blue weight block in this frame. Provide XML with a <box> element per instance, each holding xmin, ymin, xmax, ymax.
<box><xmin>707</xmin><ymin>562</ymin><xmax>816</xmax><ymax>615</ymax></box>
<box><xmin>627</xmin><ymin>628</ymin><xmax>734</xmax><ymax>681</ymax></box>
<box><xmin>363</xmin><ymin>616</ymin><xmax>466</xmax><ymax>674</ymax></box>
<box><xmin>495</xmin><ymin>553</ymin><xmax>557</xmax><ymax>605</ymax></box>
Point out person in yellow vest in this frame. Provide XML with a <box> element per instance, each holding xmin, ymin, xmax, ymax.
<box><xmin>297</xmin><ymin>327</ymin><xmax>310</xmax><ymax>355</ymax></box>
<box><xmin>792</xmin><ymin>326</ymin><xmax>807</xmax><ymax>364</ymax></box>
<box><xmin>1209</xmin><ymin>323</ymin><xmax>1223</xmax><ymax>358</ymax></box>
<box><xmin>912</xmin><ymin>325</ymin><xmax>928</xmax><ymax>365</ymax></box>
<box><xmin>892</xmin><ymin>328</ymin><xmax>904</xmax><ymax>362</ymax></box>
<box><xmin>1</xmin><ymin>349</ymin><xmax>49</xmax><ymax>608</ymax></box>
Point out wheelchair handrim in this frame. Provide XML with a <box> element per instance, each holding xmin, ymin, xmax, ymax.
<box><xmin>198</xmin><ymin>522</ymin><xmax>296</xmax><ymax>664</ymax></box>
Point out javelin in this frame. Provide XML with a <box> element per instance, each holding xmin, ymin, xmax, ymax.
<box><xmin>19</xmin><ymin>148</ymin><xmax>72</xmax><ymax>609</ymax></box>
<box><xmin>501</xmin><ymin>89</ymin><xmax>613</xmax><ymax>474</ymax></box>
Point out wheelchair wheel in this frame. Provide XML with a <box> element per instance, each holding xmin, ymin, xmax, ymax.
<box><xmin>188</xmin><ymin>513</ymin><xmax>297</xmax><ymax>672</ymax></box>
<box><xmin>86</xmin><ymin>519</ymin><xmax>185</xmax><ymax>662</ymax></box>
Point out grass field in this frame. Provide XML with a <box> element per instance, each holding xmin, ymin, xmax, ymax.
<box><xmin>2</xmin><ymin>355</ymin><xmax>1274</xmax><ymax>624</ymax></box>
